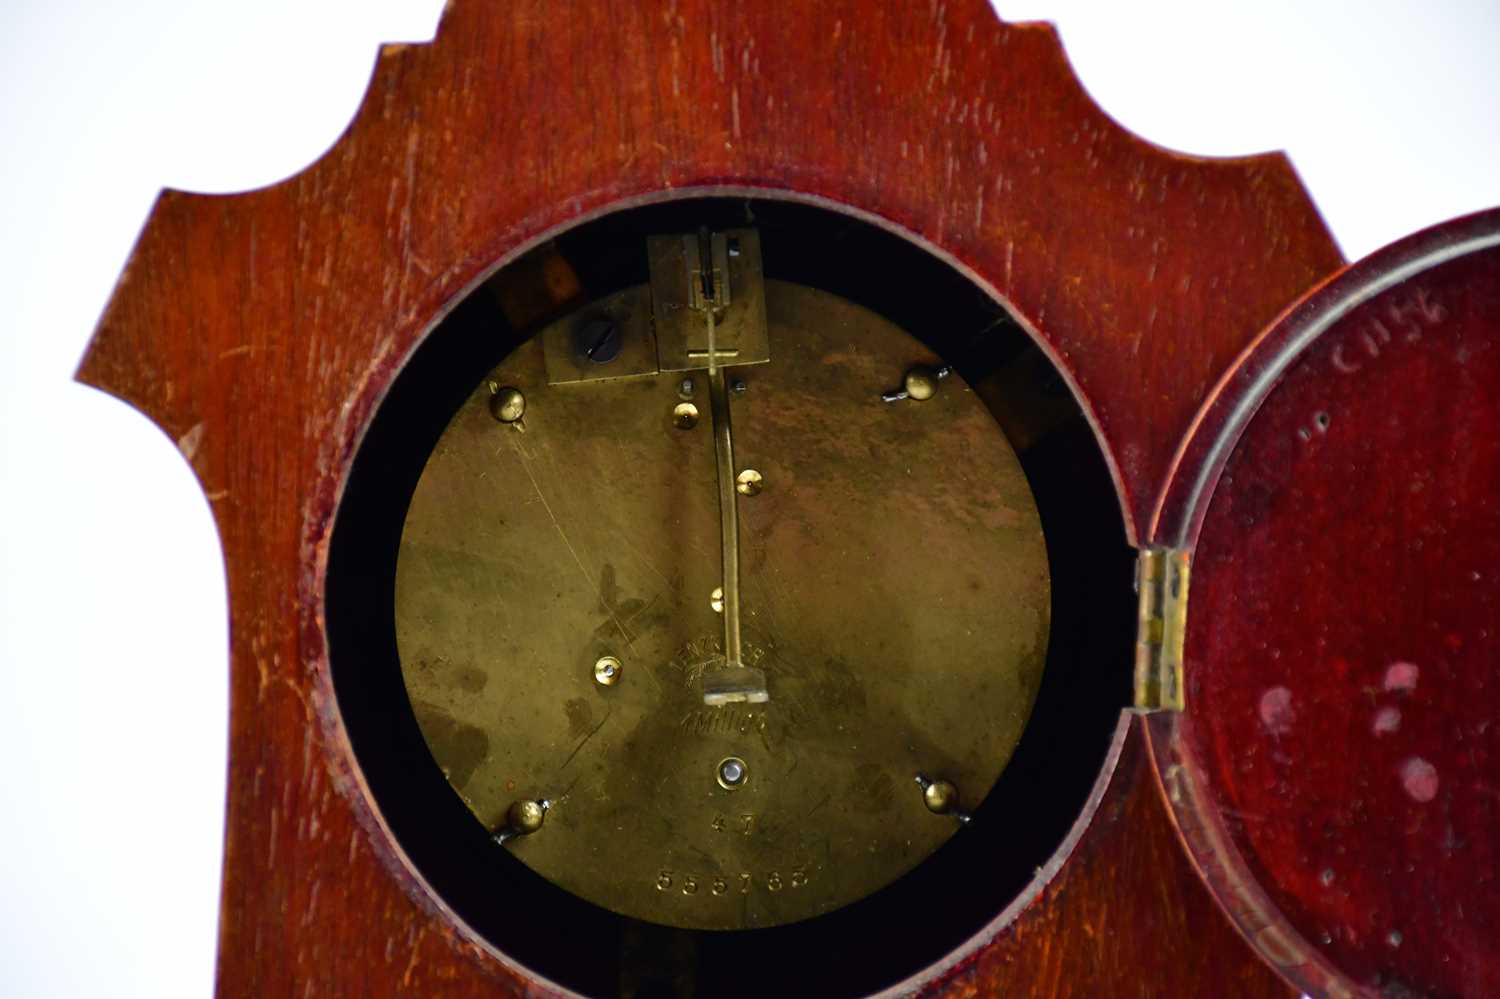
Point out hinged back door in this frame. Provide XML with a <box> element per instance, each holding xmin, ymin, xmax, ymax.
<box><xmin>1148</xmin><ymin>209</ymin><xmax>1500</xmax><ymax>999</ymax></box>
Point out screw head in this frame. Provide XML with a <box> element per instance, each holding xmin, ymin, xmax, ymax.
<box><xmin>921</xmin><ymin>779</ymin><xmax>959</xmax><ymax>815</ymax></box>
<box><xmin>678</xmin><ymin>377</ymin><xmax>696</xmax><ymax>399</ymax></box>
<box><xmin>717</xmin><ymin>756</ymin><xmax>748</xmax><ymax>789</ymax></box>
<box><xmin>731</xmin><ymin>378</ymin><xmax>748</xmax><ymax>395</ymax></box>
<box><xmin>489</xmin><ymin>386</ymin><xmax>526</xmax><ymax>423</ymax></box>
<box><xmin>735</xmin><ymin>469</ymin><xmax>763</xmax><ymax>496</ymax></box>
<box><xmin>904</xmin><ymin>366</ymin><xmax>940</xmax><ymax>401</ymax></box>
<box><xmin>672</xmin><ymin>402</ymin><xmax>700</xmax><ymax>429</ymax></box>
<box><xmin>710</xmin><ymin>586</ymin><xmax>724</xmax><ymax>613</ymax></box>
<box><xmin>594</xmin><ymin>655</ymin><xmax>622</xmax><ymax>686</ymax></box>
<box><xmin>574</xmin><ymin>316</ymin><xmax>622</xmax><ymax>364</ymax></box>
<box><xmin>507</xmin><ymin>798</ymin><xmax>548</xmax><ymax>835</ymax></box>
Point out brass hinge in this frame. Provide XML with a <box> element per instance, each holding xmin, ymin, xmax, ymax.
<box><xmin>1134</xmin><ymin>546</ymin><xmax>1190</xmax><ymax>712</ymax></box>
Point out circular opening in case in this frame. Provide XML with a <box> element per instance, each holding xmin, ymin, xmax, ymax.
<box><xmin>325</xmin><ymin>196</ymin><xmax>1134</xmax><ymax>997</ymax></box>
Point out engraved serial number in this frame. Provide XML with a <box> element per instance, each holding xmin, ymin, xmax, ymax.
<box><xmin>654</xmin><ymin>867</ymin><xmax>809</xmax><ymax>897</ymax></box>
<box><xmin>681</xmin><ymin>709</ymin><xmax>768</xmax><ymax>738</ymax></box>
<box><xmin>711</xmin><ymin>813</ymin><xmax>755</xmax><ymax>835</ymax></box>
<box><xmin>1295</xmin><ymin>287</ymin><xmax>1446</xmax><ymax>444</ymax></box>
<box><xmin>1330</xmin><ymin>286</ymin><xmax>1446</xmax><ymax>376</ymax></box>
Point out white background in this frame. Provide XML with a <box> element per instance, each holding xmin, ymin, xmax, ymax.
<box><xmin>1</xmin><ymin>2</ymin><xmax>1496</xmax><ymax>996</ymax></box>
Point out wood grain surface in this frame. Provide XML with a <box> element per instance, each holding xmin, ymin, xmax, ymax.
<box><xmin>912</xmin><ymin>716</ymin><xmax>1296</xmax><ymax>999</ymax></box>
<box><xmin>76</xmin><ymin>1</ymin><xmax>1345</xmax><ymax>994</ymax></box>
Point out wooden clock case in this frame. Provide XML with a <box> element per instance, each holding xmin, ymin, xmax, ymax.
<box><xmin>77</xmin><ymin>1</ymin><xmax>1495</xmax><ymax>995</ymax></box>
<box><xmin>1148</xmin><ymin>210</ymin><xmax>1500</xmax><ymax>999</ymax></box>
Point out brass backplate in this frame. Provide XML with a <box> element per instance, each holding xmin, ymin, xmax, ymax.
<box><xmin>396</xmin><ymin>281</ymin><xmax>1050</xmax><ymax>930</ymax></box>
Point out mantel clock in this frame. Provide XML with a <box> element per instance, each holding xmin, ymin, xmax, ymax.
<box><xmin>79</xmin><ymin>3</ymin><xmax>1499</xmax><ymax>996</ymax></box>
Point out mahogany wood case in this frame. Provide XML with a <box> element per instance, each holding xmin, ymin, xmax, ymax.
<box><xmin>78</xmin><ymin>1</ymin><xmax>1453</xmax><ymax>995</ymax></box>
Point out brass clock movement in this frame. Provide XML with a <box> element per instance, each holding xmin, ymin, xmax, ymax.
<box><xmin>394</xmin><ymin>226</ymin><xmax>1050</xmax><ymax>930</ymax></box>
<box><xmin>328</xmin><ymin>197</ymin><xmax>1130</xmax><ymax>993</ymax></box>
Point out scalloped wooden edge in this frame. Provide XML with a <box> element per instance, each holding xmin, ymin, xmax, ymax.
<box><xmin>74</xmin><ymin>3</ymin><xmax>1333</xmax><ymax>995</ymax></box>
